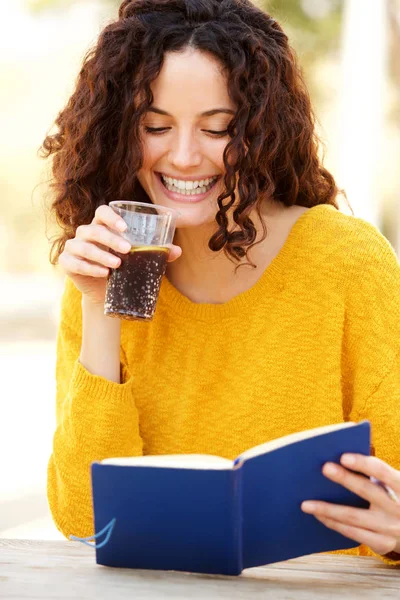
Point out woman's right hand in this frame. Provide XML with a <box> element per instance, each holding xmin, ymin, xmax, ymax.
<box><xmin>58</xmin><ymin>205</ymin><xmax>182</xmax><ymax>306</ymax></box>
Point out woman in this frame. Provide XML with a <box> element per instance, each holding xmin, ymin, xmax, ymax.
<box><xmin>42</xmin><ymin>0</ymin><xmax>400</xmax><ymax>563</ymax></box>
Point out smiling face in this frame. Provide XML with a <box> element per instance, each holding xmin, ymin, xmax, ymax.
<box><xmin>136</xmin><ymin>48</ymin><xmax>235</xmax><ymax>229</ymax></box>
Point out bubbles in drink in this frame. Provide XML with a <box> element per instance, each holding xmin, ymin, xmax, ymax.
<box><xmin>104</xmin><ymin>245</ymin><xmax>169</xmax><ymax>321</ymax></box>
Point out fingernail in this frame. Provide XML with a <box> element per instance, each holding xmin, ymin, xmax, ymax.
<box><xmin>324</xmin><ymin>463</ymin><xmax>338</xmax><ymax>476</ymax></box>
<box><xmin>120</xmin><ymin>241</ymin><xmax>131</xmax><ymax>252</ymax></box>
<box><xmin>302</xmin><ymin>502</ymin><xmax>315</xmax><ymax>512</ymax></box>
<box><xmin>116</xmin><ymin>220</ymin><xmax>127</xmax><ymax>231</ymax></box>
<box><xmin>341</xmin><ymin>454</ymin><xmax>355</xmax><ymax>467</ymax></box>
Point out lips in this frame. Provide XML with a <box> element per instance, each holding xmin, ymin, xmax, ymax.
<box><xmin>155</xmin><ymin>172</ymin><xmax>221</xmax><ymax>204</ymax></box>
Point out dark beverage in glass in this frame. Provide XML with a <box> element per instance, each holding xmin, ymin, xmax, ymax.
<box><xmin>104</xmin><ymin>201</ymin><xmax>178</xmax><ymax>321</ymax></box>
<box><xmin>104</xmin><ymin>245</ymin><xmax>170</xmax><ymax>321</ymax></box>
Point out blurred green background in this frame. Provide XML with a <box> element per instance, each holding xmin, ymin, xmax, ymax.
<box><xmin>0</xmin><ymin>0</ymin><xmax>399</xmax><ymax>540</ymax></box>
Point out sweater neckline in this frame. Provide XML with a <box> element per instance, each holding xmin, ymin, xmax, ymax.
<box><xmin>159</xmin><ymin>204</ymin><xmax>335</xmax><ymax>321</ymax></box>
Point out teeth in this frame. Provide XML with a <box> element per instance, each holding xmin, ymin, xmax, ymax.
<box><xmin>164</xmin><ymin>182</ymin><xmax>210</xmax><ymax>195</ymax></box>
<box><xmin>161</xmin><ymin>174</ymin><xmax>217</xmax><ymax>192</ymax></box>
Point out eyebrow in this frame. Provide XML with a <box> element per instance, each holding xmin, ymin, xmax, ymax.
<box><xmin>147</xmin><ymin>107</ymin><xmax>235</xmax><ymax>117</ymax></box>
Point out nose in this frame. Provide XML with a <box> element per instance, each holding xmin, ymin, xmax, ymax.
<box><xmin>167</xmin><ymin>128</ymin><xmax>202</xmax><ymax>171</ymax></box>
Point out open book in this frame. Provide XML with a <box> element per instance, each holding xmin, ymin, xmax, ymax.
<box><xmin>88</xmin><ymin>421</ymin><xmax>371</xmax><ymax>575</ymax></box>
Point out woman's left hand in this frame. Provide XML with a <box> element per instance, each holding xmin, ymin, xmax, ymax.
<box><xmin>301</xmin><ymin>454</ymin><xmax>400</xmax><ymax>556</ymax></box>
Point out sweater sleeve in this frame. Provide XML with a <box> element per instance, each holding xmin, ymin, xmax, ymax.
<box><xmin>47</xmin><ymin>277</ymin><xmax>143</xmax><ymax>539</ymax></box>
<box><xmin>341</xmin><ymin>221</ymin><xmax>400</xmax><ymax>565</ymax></box>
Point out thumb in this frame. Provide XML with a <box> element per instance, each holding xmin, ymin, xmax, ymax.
<box><xmin>167</xmin><ymin>244</ymin><xmax>182</xmax><ymax>263</ymax></box>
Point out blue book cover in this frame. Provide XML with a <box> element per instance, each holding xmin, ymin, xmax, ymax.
<box><xmin>89</xmin><ymin>421</ymin><xmax>371</xmax><ymax>575</ymax></box>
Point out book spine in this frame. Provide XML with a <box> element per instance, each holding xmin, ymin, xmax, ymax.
<box><xmin>232</xmin><ymin>464</ymin><xmax>244</xmax><ymax>575</ymax></box>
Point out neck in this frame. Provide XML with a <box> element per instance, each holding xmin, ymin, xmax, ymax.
<box><xmin>166</xmin><ymin>200</ymin><xmax>289</xmax><ymax>304</ymax></box>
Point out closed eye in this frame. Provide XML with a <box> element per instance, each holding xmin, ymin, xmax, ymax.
<box><xmin>144</xmin><ymin>127</ymin><xmax>228</xmax><ymax>137</ymax></box>
<box><xmin>144</xmin><ymin>127</ymin><xmax>170</xmax><ymax>134</ymax></box>
<box><xmin>204</xmin><ymin>130</ymin><xmax>228</xmax><ymax>137</ymax></box>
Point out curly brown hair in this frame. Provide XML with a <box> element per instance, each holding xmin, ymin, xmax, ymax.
<box><xmin>41</xmin><ymin>0</ymin><xmax>346</xmax><ymax>265</ymax></box>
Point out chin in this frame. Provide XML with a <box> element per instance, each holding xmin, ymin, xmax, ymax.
<box><xmin>165</xmin><ymin>202</ymin><xmax>218</xmax><ymax>230</ymax></box>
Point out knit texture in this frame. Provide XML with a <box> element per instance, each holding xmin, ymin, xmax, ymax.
<box><xmin>48</xmin><ymin>204</ymin><xmax>400</xmax><ymax>564</ymax></box>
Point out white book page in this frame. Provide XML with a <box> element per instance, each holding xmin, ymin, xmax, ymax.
<box><xmin>236</xmin><ymin>421</ymin><xmax>357</xmax><ymax>463</ymax></box>
<box><xmin>101</xmin><ymin>454</ymin><xmax>233</xmax><ymax>470</ymax></box>
<box><xmin>100</xmin><ymin>422</ymin><xmax>358</xmax><ymax>470</ymax></box>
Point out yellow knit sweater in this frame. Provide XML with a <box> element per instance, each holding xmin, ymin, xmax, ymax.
<box><xmin>48</xmin><ymin>204</ymin><xmax>400</xmax><ymax>564</ymax></box>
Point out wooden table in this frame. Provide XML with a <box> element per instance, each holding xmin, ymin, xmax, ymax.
<box><xmin>1</xmin><ymin>539</ymin><xmax>399</xmax><ymax>599</ymax></box>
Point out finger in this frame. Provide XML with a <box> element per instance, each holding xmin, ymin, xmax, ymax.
<box><xmin>75</xmin><ymin>224</ymin><xmax>131</xmax><ymax>255</ymax></box>
<box><xmin>59</xmin><ymin>253</ymin><xmax>110</xmax><ymax>278</ymax></box>
<box><xmin>301</xmin><ymin>500</ymin><xmax>400</xmax><ymax>539</ymax></box>
<box><xmin>93</xmin><ymin>204</ymin><xmax>127</xmax><ymax>233</ymax></box>
<box><xmin>340</xmin><ymin>454</ymin><xmax>400</xmax><ymax>495</ymax></box>
<box><xmin>320</xmin><ymin>462</ymin><xmax>398</xmax><ymax>513</ymax></box>
<box><xmin>167</xmin><ymin>245</ymin><xmax>182</xmax><ymax>263</ymax></box>
<box><xmin>65</xmin><ymin>240</ymin><xmax>121</xmax><ymax>269</ymax></box>
<box><xmin>314</xmin><ymin>514</ymin><xmax>397</xmax><ymax>556</ymax></box>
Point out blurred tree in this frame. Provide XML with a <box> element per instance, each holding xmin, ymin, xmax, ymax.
<box><xmin>27</xmin><ymin>0</ymin><xmax>76</xmax><ymax>11</ymax></box>
<box><xmin>264</xmin><ymin>0</ymin><xmax>342</xmax><ymax>63</ymax></box>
